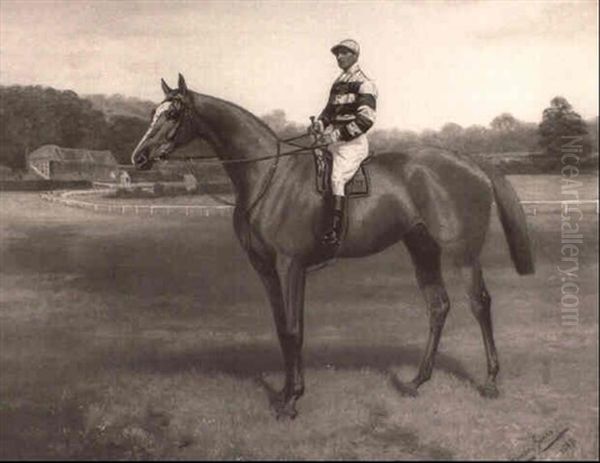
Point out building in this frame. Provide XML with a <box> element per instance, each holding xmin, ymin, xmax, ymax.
<box><xmin>27</xmin><ymin>145</ymin><xmax>118</xmax><ymax>181</ymax></box>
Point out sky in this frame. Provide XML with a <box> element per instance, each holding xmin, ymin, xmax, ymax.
<box><xmin>0</xmin><ymin>0</ymin><xmax>598</xmax><ymax>131</ymax></box>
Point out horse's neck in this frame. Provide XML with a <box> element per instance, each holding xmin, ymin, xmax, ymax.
<box><xmin>192</xmin><ymin>93</ymin><xmax>279</xmax><ymax>206</ymax></box>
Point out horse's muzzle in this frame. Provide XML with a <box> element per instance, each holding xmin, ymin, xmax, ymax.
<box><xmin>132</xmin><ymin>143</ymin><xmax>174</xmax><ymax>170</ymax></box>
<box><xmin>132</xmin><ymin>148</ymin><xmax>154</xmax><ymax>171</ymax></box>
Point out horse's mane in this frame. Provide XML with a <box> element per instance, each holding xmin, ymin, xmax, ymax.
<box><xmin>192</xmin><ymin>91</ymin><xmax>280</xmax><ymax>141</ymax></box>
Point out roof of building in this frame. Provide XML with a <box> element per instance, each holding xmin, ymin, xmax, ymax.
<box><xmin>28</xmin><ymin>145</ymin><xmax>117</xmax><ymax>165</ymax></box>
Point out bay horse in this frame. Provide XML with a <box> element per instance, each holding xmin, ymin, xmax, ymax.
<box><xmin>131</xmin><ymin>74</ymin><xmax>534</xmax><ymax>419</ymax></box>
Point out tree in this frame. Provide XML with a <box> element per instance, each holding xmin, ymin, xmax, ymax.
<box><xmin>0</xmin><ymin>85</ymin><xmax>116</xmax><ymax>169</ymax></box>
<box><xmin>463</xmin><ymin>125</ymin><xmax>490</xmax><ymax>153</ymax></box>
<box><xmin>369</xmin><ymin>128</ymin><xmax>419</xmax><ymax>152</ymax></box>
<box><xmin>487</xmin><ymin>113</ymin><xmax>540</xmax><ymax>153</ymax></box>
<box><xmin>438</xmin><ymin>122</ymin><xmax>464</xmax><ymax>151</ymax></box>
<box><xmin>490</xmin><ymin>113</ymin><xmax>519</xmax><ymax>132</ymax></box>
<box><xmin>0</xmin><ymin>85</ymin><xmax>162</xmax><ymax>169</ymax></box>
<box><xmin>261</xmin><ymin>109</ymin><xmax>304</xmax><ymax>138</ymax></box>
<box><xmin>105</xmin><ymin>115</ymin><xmax>148</xmax><ymax>164</ymax></box>
<box><xmin>538</xmin><ymin>96</ymin><xmax>592</xmax><ymax>157</ymax></box>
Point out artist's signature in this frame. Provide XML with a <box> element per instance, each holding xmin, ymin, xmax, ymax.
<box><xmin>509</xmin><ymin>424</ymin><xmax>577</xmax><ymax>460</ymax></box>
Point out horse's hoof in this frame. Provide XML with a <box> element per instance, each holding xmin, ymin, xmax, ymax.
<box><xmin>395</xmin><ymin>380</ymin><xmax>420</xmax><ymax>398</ymax></box>
<box><xmin>479</xmin><ymin>383</ymin><xmax>500</xmax><ymax>399</ymax></box>
<box><xmin>273</xmin><ymin>401</ymin><xmax>298</xmax><ymax>420</ymax></box>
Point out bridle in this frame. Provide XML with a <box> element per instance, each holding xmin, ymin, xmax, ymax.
<box><xmin>159</xmin><ymin>95</ymin><xmax>327</xmax><ymax>164</ymax></box>
<box><xmin>148</xmin><ymin>95</ymin><xmax>329</xmax><ymax>219</ymax></box>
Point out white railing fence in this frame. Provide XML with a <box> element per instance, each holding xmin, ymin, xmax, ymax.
<box><xmin>41</xmin><ymin>189</ymin><xmax>599</xmax><ymax>218</ymax></box>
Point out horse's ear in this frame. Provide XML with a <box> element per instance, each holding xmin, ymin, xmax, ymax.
<box><xmin>161</xmin><ymin>78</ymin><xmax>172</xmax><ymax>96</ymax></box>
<box><xmin>178</xmin><ymin>73</ymin><xmax>188</xmax><ymax>95</ymax></box>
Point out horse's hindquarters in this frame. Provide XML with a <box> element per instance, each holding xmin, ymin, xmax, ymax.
<box><xmin>338</xmin><ymin>150</ymin><xmax>494</xmax><ymax>261</ymax></box>
<box><xmin>403</xmin><ymin>151</ymin><xmax>493</xmax><ymax>262</ymax></box>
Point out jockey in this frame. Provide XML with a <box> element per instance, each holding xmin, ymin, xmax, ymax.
<box><xmin>310</xmin><ymin>39</ymin><xmax>378</xmax><ymax>248</ymax></box>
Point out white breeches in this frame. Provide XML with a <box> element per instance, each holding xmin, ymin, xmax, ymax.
<box><xmin>328</xmin><ymin>133</ymin><xmax>369</xmax><ymax>196</ymax></box>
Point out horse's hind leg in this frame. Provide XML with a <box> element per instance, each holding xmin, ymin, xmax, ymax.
<box><xmin>400</xmin><ymin>223</ymin><xmax>450</xmax><ymax>395</ymax></box>
<box><xmin>463</xmin><ymin>260</ymin><xmax>500</xmax><ymax>398</ymax></box>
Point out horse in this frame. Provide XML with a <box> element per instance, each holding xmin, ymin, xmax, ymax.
<box><xmin>131</xmin><ymin>74</ymin><xmax>535</xmax><ymax>419</ymax></box>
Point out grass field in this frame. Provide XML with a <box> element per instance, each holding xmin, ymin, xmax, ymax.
<box><xmin>0</xmin><ymin>175</ymin><xmax>598</xmax><ymax>460</ymax></box>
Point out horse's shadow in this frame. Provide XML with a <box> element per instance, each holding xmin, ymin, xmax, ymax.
<box><xmin>119</xmin><ymin>342</ymin><xmax>482</xmax><ymax>396</ymax></box>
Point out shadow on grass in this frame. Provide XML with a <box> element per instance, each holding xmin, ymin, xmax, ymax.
<box><xmin>4</xmin><ymin>344</ymin><xmax>473</xmax><ymax>460</ymax></box>
<box><xmin>108</xmin><ymin>342</ymin><xmax>479</xmax><ymax>391</ymax></box>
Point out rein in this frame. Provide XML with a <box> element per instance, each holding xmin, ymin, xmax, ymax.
<box><xmin>174</xmin><ymin>129</ymin><xmax>326</xmax><ymax>220</ymax></box>
<box><xmin>161</xmin><ymin>95</ymin><xmax>328</xmax><ymax>224</ymax></box>
<box><xmin>178</xmin><ymin>136</ymin><xmax>328</xmax><ymax>165</ymax></box>
<box><xmin>217</xmin><ymin>135</ymin><xmax>327</xmax><ymax>219</ymax></box>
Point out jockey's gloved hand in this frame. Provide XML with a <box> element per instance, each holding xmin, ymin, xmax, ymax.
<box><xmin>319</xmin><ymin>129</ymin><xmax>341</xmax><ymax>145</ymax></box>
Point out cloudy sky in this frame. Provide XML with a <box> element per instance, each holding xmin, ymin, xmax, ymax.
<box><xmin>1</xmin><ymin>0</ymin><xmax>597</xmax><ymax>130</ymax></box>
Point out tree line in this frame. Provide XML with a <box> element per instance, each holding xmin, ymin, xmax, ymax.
<box><xmin>0</xmin><ymin>84</ymin><xmax>597</xmax><ymax>172</ymax></box>
<box><xmin>263</xmin><ymin>98</ymin><xmax>597</xmax><ymax>157</ymax></box>
<box><xmin>0</xmin><ymin>85</ymin><xmax>150</xmax><ymax>170</ymax></box>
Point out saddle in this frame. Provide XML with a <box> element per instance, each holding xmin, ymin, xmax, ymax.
<box><xmin>313</xmin><ymin>148</ymin><xmax>371</xmax><ymax>197</ymax></box>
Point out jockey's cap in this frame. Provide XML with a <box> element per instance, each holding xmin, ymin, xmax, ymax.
<box><xmin>331</xmin><ymin>39</ymin><xmax>360</xmax><ymax>56</ymax></box>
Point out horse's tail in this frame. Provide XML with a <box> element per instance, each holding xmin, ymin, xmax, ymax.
<box><xmin>475</xmin><ymin>158</ymin><xmax>535</xmax><ymax>275</ymax></box>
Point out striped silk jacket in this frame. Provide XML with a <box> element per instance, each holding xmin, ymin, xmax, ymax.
<box><xmin>318</xmin><ymin>63</ymin><xmax>377</xmax><ymax>141</ymax></box>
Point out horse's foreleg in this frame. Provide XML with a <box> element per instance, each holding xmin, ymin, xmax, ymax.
<box><xmin>247</xmin><ymin>249</ymin><xmax>306</xmax><ymax>418</ymax></box>
<box><xmin>272</xmin><ymin>254</ymin><xmax>306</xmax><ymax>417</ymax></box>
<box><xmin>401</xmin><ymin>224</ymin><xmax>450</xmax><ymax>395</ymax></box>
<box><xmin>463</xmin><ymin>261</ymin><xmax>499</xmax><ymax>398</ymax></box>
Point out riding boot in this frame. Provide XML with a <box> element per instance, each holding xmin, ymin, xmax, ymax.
<box><xmin>321</xmin><ymin>194</ymin><xmax>347</xmax><ymax>248</ymax></box>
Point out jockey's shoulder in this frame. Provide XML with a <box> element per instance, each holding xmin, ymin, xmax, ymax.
<box><xmin>351</xmin><ymin>68</ymin><xmax>377</xmax><ymax>95</ymax></box>
<box><xmin>354</xmin><ymin>67</ymin><xmax>372</xmax><ymax>81</ymax></box>
<box><xmin>350</xmin><ymin>67</ymin><xmax>375</xmax><ymax>87</ymax></box>
<box><xmin>332</xmin><ymin>64</ymin><xmax>377</xmax><ymax>94</ymax></box>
